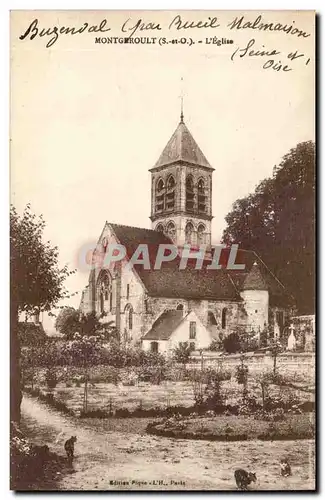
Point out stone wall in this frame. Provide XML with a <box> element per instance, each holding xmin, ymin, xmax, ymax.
<box><xmin>189</xmin><ymin>352</ymin><xmax>315</xmax><ymax>379</ymax></box>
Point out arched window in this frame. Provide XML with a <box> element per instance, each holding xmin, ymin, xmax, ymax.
<box><xmin>97</xmin><ymin>270</ymin><xmax>112</xmax><ymax>313</ymax></box>
<box><xmin>155</xmin><ymin>178</ymin><xmax>165</xmax><ymax>213</ymax></box>
<box><xmin>197</xmin><ymin>223</ymin><xmax>206</xmax><ymax>245</ymax></box>
<box><xmin>156</xmin><ymin>223</ymin><xmax>164</xmax><ymax>233</ymax></box>
<box><xmin>186</xmin><ymin>175</ymin><xmax>194</xmax><ymax>212</ymax></box>
<box><xmin>198</xmin><ymin>178</ymin><xmax>205</xmax><ymax>193</ymax></box>
<box><xmin>185</xmin><ymin>222</ymin><xmax>195</xmax><ymax>245</ymax></box>
<box><xmin>166</xmin><ymin>221</ymin><xmax>176</xmax><ymax>242</ymax></box>
<box><xmin>208</xmin><ymin>311</ymin><xmax>217</xmax><ymax>326</ymax></box>
<box><xmin>125</xmin><ymin>304</ymin><xmax>133</xmax><ymax>331</ymax></box>
<box><xmin>176</xmin><ymin>304</ymin><xmax>184</xmax><ymax>311</ymax></box>
<box><xmin>167</xmin><ymin>175</ymin><xmax>175</xmax><ymax>190</ymax></box>
<box><xmin>157</xmin><ymin>178</ymin><xmax>165</xmax><ymax>191</ymax></box>
<box><xmin>100</xmin><ymin>293</ymin><xmax>104</xmax><ymax>313</ymax></box>
<box><xmin>198</xmin><ymin>178</ymin><xmax>206</xmax><ymax>213</ymax></box>
<box><xmin>166</xmin><ymin>175</ymin><xmax>175</xmax><ymax>210</ymax></box>
<box><xmin>222</xmin><ymin>308</ymin><xmax>227</xmax><ymax>329</ymax></box>
<box><xmin>186</xmin><ymin>175</ymin><xmax>194</xmax><ymax>190</ymax></box>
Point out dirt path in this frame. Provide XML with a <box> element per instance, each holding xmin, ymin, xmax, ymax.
<box><xmin>21</xmin><ymin>395</ymin><xmax>315</xmax><ymax>491</ymax></box>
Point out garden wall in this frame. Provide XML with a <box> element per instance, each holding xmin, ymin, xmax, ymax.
<box><xmin>190</xmin><ymin>352</ymin><xmax>315</xmax><ymax>379</ymax></box>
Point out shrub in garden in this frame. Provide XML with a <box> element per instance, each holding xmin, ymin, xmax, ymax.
<box><xmin>222</xmin><ymin>332</ymin><xmax>241</xmax><ymax>353</ymax></box>
<box><xmin>204</xmin><ymin>369</ymin><xmax>227</xmax><ymax>411</ymax></box>
<box><xmin>254</xmin><ymin>407</ymin><xmax>286</xmax><ymax>422</ymax></box>
<box><xmin>137</xmin><ymin>365</ymin><xmax>166</xmax><ymax>385</ymax></box>
<box><xmin>172</xmin><ymin>342</ymin><xmax>193</xmax><ymax>368</ymax></box>
<box><xmin>122</xmin><ymin>370</ymin><xmax>138</xmax><ymax>386</ymax></box>
<box><xmin>10</xmin><ymin>421</ymin><xmax>64</xmax><ymax>489</ymax></box>
<box><xmin>208</xmin><ymin>339</ymin><xmax>222</xmax><ymax>352</ymax></box>
<box><xmin>45</xmin><ymin>368</ymin><xmax>58</xmax><ymax>390</ymax></box>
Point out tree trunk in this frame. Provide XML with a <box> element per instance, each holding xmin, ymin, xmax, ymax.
<box><xmin>273</xmin><ymin>353</ymin><xmax>277</xmax><ymax>376</ymax></box>
<box><xmin>261</xmin><ymin>383</ymin><xmax>265</xmax><ymax>410</ymax></box>
<box><xmin>83</xmin><ymin>364</ymin><xmax>88</xmax><ymax>413</ymax></box>
<box><xmin>10</xmin><ymin>301</ymin><xmax>21</xmax><ymax>423</ymax></box>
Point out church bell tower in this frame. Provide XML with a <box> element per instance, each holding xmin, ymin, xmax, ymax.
<box><xmin>149</xmin><ymin>111</ymin><xmax>214</xmax><ymax>247</ymax></box>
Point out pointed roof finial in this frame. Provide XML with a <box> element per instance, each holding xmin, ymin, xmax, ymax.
<box><xmin>180</xmin><ymin>77</ymin><xmax>184</xmax><ymax>123</ymax></box>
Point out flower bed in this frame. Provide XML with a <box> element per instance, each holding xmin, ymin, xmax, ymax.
<box><xmin>146</xmin><ymin>413</ymin><xmax>315</xmax><ymax>442</ymax></box>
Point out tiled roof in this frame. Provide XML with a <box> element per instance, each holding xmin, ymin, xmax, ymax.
<box><xmin>109</xmin><ymin>224</ymin><xmax>292</xmax><ymax>306</ymax></box>
<box><xmin>153</xmin><ymin>120</ymin><xmax>213</xmax><ymax>170</ymax></box>
<box><xmin>242</xmin><ymin>261</ymin><xmax>268</xmax><ymax>291</ymax></box>
<box><xmin>142</xmin><ymin>310</ymin><xmax>184</xmax><ymax>340</ymax></box>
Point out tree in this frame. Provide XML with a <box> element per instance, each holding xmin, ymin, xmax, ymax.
<box><xmin>235</xmin><ymin>354</ymin><xmax>249</xmax><ymax>404</ymax></box>
<box><xmin>55</xmin><ymin>307</ymin><xmax>117</xmax><ymax>342</ymax></box>
<box><xmin>173</xmin><ymin>342</ymin><xmax>193</xmax><ymax>369</ymax></box>
<box><xmin>222</xmin><ymin>141</ymin><xmax>315</xmax><ymax>314</ymax></box>
<box><xmin>63</xmin><ymin>334</ymin><xmax>105</xmax><ymax>413</ymax></box>
<box><xmin>10</xmin><ymin>204</ymin><xmax>73</xmax><ymax>421</ymax></box>
<box><xmin>18</xmin><ymin>322</ymin><xmax>47</xmax><ymax>347</ymax></box>
<box><xmin>269</xmin><ymin>341</ymin><xmax>284</xmax><ymax>376</ymax></box>
<box><xmin>55</xmin><ymin>307</ymin><xmax>80</xmax><ymax>339</ymax></box>
<box><xmin>222</xmin><ymin>331</ymin><xmax>241</xmax><ymax>354</ymax></box>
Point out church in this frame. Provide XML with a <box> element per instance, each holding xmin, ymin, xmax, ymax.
<box><xmin>79</xmin><ymin>111</ymin><xmax>293</xmax><ymax>353</ymax></box>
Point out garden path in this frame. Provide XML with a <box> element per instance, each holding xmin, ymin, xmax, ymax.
<box><xmin>21</xmin><ymin>395</ymin><xmax>315</xmax><ymax>491</ymax></box>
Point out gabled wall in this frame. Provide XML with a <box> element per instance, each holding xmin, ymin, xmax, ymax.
<box><xmin>142</xmin><ymin>310</ymin><xmax>212</xmax><ymax>355</ymax></box>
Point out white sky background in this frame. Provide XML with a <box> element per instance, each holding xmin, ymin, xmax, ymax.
<box><xmin>10</xmin><ymin>11</ymin><xmax>314</xmax><ymax>332</ymax></box>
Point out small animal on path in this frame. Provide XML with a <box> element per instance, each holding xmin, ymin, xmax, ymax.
<box><xmin>234</xmin><ymin>469</ymin><xmax>257</xmax><ymax>490</ymax></box>
<box><xmin>64</xmin><ymin>436</ymin><xmax>77</xmax><ymax>460</ymax></box>
<box><xmin>280</xmin><ymin>458</ymin><xmax>292</xmax><ymax>477</ymax></box>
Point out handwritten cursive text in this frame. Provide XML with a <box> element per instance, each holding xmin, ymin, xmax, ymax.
<box><xmin>19</xmin><ymin>18</ymin><xmax>111</xmax><ymax>48</ymax></box>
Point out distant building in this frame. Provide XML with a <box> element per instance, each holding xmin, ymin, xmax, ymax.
<box><xmin>80</xmin><ymin>113</ymin><xmax>293</xmax><ymax>351</ymax></box>
<box><xmin>142</xmin><ymin>310</ymin><xmax>212</xmax><ymax>354</ymax></box>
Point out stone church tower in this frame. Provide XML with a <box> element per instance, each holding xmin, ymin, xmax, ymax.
<box><xmin>149</xmin><ymin>112</ymin><xmax>214</xmax><ymax>247</ymax></box>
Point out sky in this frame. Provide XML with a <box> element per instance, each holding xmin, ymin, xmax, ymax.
<box><xmin>10</xmin><ymin>11</ymin><xmax>315</xmax><ymax>332</ymax></box>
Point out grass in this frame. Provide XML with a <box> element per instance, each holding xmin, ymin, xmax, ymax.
<box><xmin>147</xmin><ymin>413</ymin><xmax>315</xmax><ymax>442</ymax></box>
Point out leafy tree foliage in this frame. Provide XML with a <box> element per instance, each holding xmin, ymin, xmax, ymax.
<box><xmin>55</xmin><ymin>307</ymin><xmax>80</xmax><ymax>338</ymax></box>
<box><xmin>172</xmin><ymin>342</ymin><xmax>193</xmax><ymax>367</ymax></box>
<box><xmin>10</xmin><ymin>204</ymin><xmax>73</xmax><ymax>315</ymax></box>
<box><xmin>55</xmin><ymin>307</ymin><xmax>117</xmax><ymax>341</ymax></box>
<box><xmin>222</xmin><ymin>331</ymin><xmax>241</xmax><ymax>354</ymax></box>
<box><xmin>62</xmin><ymin>333</ymin><xmax>106</xmax><ymax>412</ymax></box>
<box><xmin>18</xmin><ymin>322</ymin><xmax>47</xmax><ymax>347</ymax></box>
<box><xmin>222</xmin><ymin>141</ymin><xmax>315</xmax><ymax>314</ymax></box>
<box><xmin>10</xmin><ymin>204</ymin><xmax>73</xmax><ymax>421</ymax></box>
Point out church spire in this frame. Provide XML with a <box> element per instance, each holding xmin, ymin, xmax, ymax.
<box><xmin>180</xmin><ymin>77</ymin><xmax>184</xmax><ymax>123</ymax></box>
<box><xmin>180</xmin><ymin>96</ymin><xmax>184</xmax><ymax>123</ymax></box>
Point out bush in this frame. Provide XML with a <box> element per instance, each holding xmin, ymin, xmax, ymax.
<box><xmin>235</xmin><ymin>364</ymin><xmax>249</xmax><ymax>385</ymax></box>
<box><xmin>254</xmin><ymin>408</ymin><xmax>286</xmax><ymax>422</ymax></box>
<box><xmin>45</xmin><ymin>368</ymin><xmax>58</xmax><ymax>389</ymax></box>
<box><xmin>172</xmin><ymin>342</ymin><xmax>193</xmax><ymax>366</ymax></box>
<box><xmin>137</xmin><ymin>365</ymin><xmax>166</xmax><ymax>385</ymax></box>
<box><xmin>10</xmin><ymin>421</ymin><xmax>64</xmax><ymax>490</ymax></box>
<box><xmin>222</xmin><ymin>332</ymin><xmax>241</xmax><ymax>353</ymax></box>
<box><xmin>208</xmin><ymin>340</ymin><xmax>222</xmax><ymax>352</ymax></box>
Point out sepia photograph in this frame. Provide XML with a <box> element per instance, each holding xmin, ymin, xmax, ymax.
<box><xmin>10</xmin><ymin>10</ymin><xmax>315</xmax><ymax>491</ymax></box>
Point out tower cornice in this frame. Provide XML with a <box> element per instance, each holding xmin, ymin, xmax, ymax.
<box><xmin>150</xmin><ymin>211</ymin><xmax>214</xmax><ymax>223</ymax></box>
<box><xmin>149</xmin><ymin>159</ymin><xmax>215</xmax><ymax>174</ymax></box>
